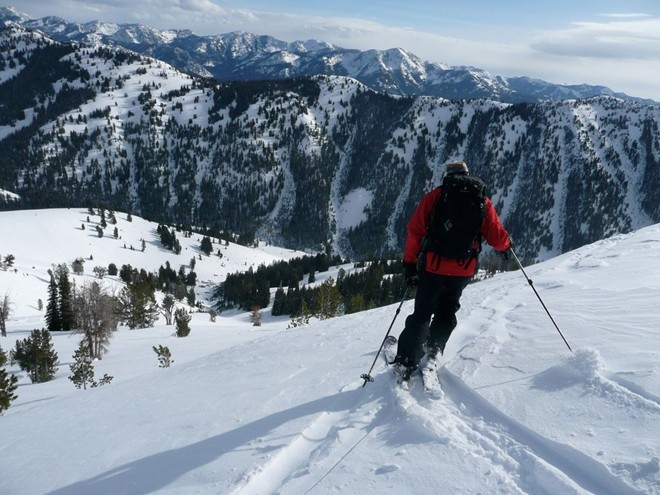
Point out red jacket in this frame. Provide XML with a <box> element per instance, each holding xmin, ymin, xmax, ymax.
<box><xmin>403</xmin><ymin>186</ymin><xmax>510</xmax><ymax>277</ymax></box>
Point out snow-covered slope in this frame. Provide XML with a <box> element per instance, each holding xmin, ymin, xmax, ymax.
<box><xmin>0</xmin><ymin>208</ymin><xmax>658</xmax><ymax>494</ymax></box>
<box><xmin>0</xmin><ymin>208</ymin><xmax>307</xmax><ymax>335</ymax></box>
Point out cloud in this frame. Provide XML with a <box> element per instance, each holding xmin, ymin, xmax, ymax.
<box><xmin>532</xmin><ymin>15</ymin><xmax>660</xmax><ymax>60</ymax></box>
<box><xmin>15</xmin><ymin>0</ymin><xmax>227</xmax><ymax>27</ymax></box>
<box><xmin>599</xmin><ymin>13</ymin><xmax>652</xmax><ymax>19</ymax></box>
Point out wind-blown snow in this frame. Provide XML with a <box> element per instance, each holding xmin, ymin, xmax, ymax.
<box><xmin>0</xmin><ymin>210</ymin><xmax>659</xmax><ymax>494</ymax></box>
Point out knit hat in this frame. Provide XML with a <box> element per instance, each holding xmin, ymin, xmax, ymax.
<box><xmin>446</xmin><ymin>161</ymin><xmax>469</xmax><ymax>174</ymax></box>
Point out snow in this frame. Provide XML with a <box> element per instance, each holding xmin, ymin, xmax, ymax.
<box><xmin>1</xmin><ymin>209</ymin><xmax>659</xmax><ymax>495</ymax></box>
<box><xmin>336</xmin><ymin>188</ymin><xmax>372</xmax><ymax>229</ymax></box>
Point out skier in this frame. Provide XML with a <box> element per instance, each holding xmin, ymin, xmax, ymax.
<box><xmin>391</xmin><ymin>160</ymin><xmax>511</xmax><ymax>381</ymax></box>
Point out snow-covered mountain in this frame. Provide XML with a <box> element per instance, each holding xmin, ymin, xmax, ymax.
<box><xmin>0</xmin><ymin>25</ymin><xmax>658</xmax><ymax>262</ymax></box>
<box><xmin>0</xmin><ymin>6</ymin><xmax>653</xmax><ymax>105</ymax></box>
<box><xmin>1</xmin><ymin>207</ymin><xmax>658</xmax><ymax>494</ymax></box>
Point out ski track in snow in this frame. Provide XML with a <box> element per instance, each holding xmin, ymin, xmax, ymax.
<box><xmin>228</xmin><ymin>381</ymin><xmax>393</xmax><ymax>495</ymax></box>
<box><xmin>228</xmin><ymin>295</ymin><xmax>655</xmax><ymax>495</ymax></box>
<box><xmin>226</xmin><ymin>358</ymin><xmax>653</xmax><ymax>495</ymax></box>
<box><xmin>224</xmin><ymin>281</ymin><xmax>658</xmax><ymax>495</ymax></box>
<box><xmin>437</xmin><ymin>369</ymin><xmax>647</xmax><ymax>495</ymax></box>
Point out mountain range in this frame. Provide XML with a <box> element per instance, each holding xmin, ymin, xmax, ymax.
<box><xmin>0</xmin><ymin>11</ymin><xmax>659</xmax><ymax>263</ymax></box>
<box><xmin>1</xmin><ymin>6</ymin><xmax>655</xmax><ymax>105</ymax></box>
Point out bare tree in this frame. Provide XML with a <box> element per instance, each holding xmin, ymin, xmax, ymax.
<box><xmin>0</xmin><ymin>292</ymin><xmax>11</xmax><ymax>337</ymax></box>
<box><xmin>250</xmin><ymin>306</ymin><xmax>262</xmax><ymax>327</ymax></box>
<box><xmin>93</xmin><ymin>266</ymin><xmax>108</xmax><ymax>279</ymax></box>
<box><xmin>160</xmin><ymin>294</ymin><xmax>175</xmax><ymax>325</ymax></box>
<box><xmin>72</xmin><ymin>281</ymin><xmax>118</xmax><ymax>359</ymax></box>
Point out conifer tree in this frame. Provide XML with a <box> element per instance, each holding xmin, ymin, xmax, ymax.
<box><xmin>316</xmin><ymin>278</ymin><xmax>342</xmax><ymax>319</ymax></box>
<box><xmin>45</xmin><ymin>274</ymin><xmax>62</xmax><ymax>332</ymax></box>
<box><xmin>200</xmin><ymin>236</ymin><xmax>213</xmax><ymax>255</ymax></box>
<box><xmin>0</xmin><ymin>345</ymin><xmax>18</xmax><ymax>413</ymax></box>
<box><xmin>271</xmin><ymin>286</ymin><xmax>286</xmax><ymax>316</ymax></box>
<box><xmin>68</xmin><ymin>341</ymin><xmax>95</xmax><ymax>389</ymax></box>
<box><xmin>152</xmin><ymin>345</ymin><xmax>173</xmax><ymax>368</ymax></box>
<box><xmin>174</xmin><ymin>308</ymin><xmax>191</xmax><ymax>337</ymax></box>
<box><xmin>69</xmin><ymin>341</ymin><xmax>113</xmax><ymax>389</ymax></box>
<box><xmin>11</xmin><ymin>329</ymin><xmax>59</xmax><ymax>383</ymax></box>
<box><xmin>120</xmin><ymin>281</ymin><xmax>159</xmax><ymax>329</ymax></box>
<box><xmin>56</xmin><ymin>265</ymin><xmax>74</xmax><ymax>332</ymax></box>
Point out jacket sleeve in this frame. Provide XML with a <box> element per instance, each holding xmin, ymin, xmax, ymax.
<box><xmin>403</xmin><ymin>188</ymin><xmax>440</xmax><ymax>264</ymax></box>
<box><xmin>481</xmin><ymin>198</ymin><xmax>510</xmax><ymax>252</ymax></box>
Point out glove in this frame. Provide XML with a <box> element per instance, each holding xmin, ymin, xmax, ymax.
<box><xmin>403</xmin><ymin>262</ymin><xmax>418</xmax><ymax>287</ymax></box>
<box><xmin>499</xmin><ymin>235</ymin><xmax>513</xmax><ymax>261</ymax></box>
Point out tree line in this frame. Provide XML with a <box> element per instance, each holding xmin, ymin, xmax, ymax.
<box><xmin>217</xmin><ymin>253</ymin><xmax>410</xmax><ymax>319</ymax></box>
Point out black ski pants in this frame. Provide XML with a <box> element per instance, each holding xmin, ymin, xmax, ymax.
<box><xmin>396</xmin><ymin>272</ymin><xmax>471</xmax><ymax>367</ymax></box>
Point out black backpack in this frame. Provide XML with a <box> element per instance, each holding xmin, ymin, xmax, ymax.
<box><xmin>424</xmin><ymin>173</ymin><xmax>487</xmax><ymax>261</ymax></box>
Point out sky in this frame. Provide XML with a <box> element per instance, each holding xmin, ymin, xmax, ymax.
<box><xmin>2</xmin><ymin>1</ymin><xmax>660</xmax><ymax>101</ymax></box>
<box><xmin>1</xmin><ymin>208</ymin><xmax>659</xmax><ymax>494</ymax></box>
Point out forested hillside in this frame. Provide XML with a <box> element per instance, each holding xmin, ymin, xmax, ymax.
<box><xmin>0</xmin><ymin>26</ymin><xmax>659</xmax><ymax>261</ymax></box>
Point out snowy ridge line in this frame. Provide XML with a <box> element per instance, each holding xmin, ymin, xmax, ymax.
<box><xmin>439</xmin><ymin>369</ymin><xmax>646</xmax><ymax>495</ymax></box>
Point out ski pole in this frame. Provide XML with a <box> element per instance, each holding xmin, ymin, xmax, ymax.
<box><xmin>361</xmin><ymin>286</ymin><xmax>410</xmax><ymax>387</ymax></box>
<box><xmin>509</xmin><ymin>247</ymin><xmax>572</xmax><ymax>352</ymax></box>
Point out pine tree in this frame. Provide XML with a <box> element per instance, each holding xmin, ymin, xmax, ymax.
<box><xmin>200</xmin><ymin>236</ymin><xmax>213</xmax><ymax>255</ymax></box>
<box><xmin>174</xmin><ymin>308</ymin><xmax>191</xmax><ymax>337</ymax></box>
<box><xmin>120</xmin><ymin>281</ymin><xmax>159</xmax><ymax>329</ymax></box>
<box><xmin>0</xmin><ymin>345</ymin><xmax>18</xmax><ymax>413</ymax></box>
<box><xmin>288</xmin><ymin>299</ymin><xmax>311</xmax><ymax>328</ymax></box>
<box><xmin>45</xmin><ymin>274</ymin><xmax>62</xmax><ymax>332</ymax></box>
<box><xmin>316</xmin><ymin>278</ymin><xmax>342</xmax><ymax>319</ymax></box>
<box><xmin>68</xmin><ymin>341</ymin><xmax>95</xmax><ymax>389</ymax></box>
<box><xmin>56</xmin><ymin>265</ymin><xmax>74</xmax><ymax>332</ymax></box>
<box><xmin>68</xmin><ymin>340</ymin><xmax>113</xmax><ymax>389</ymax></box>
<box><xmin>72</xmin><ymin>258</ymin><xmax>85</xmax><ymax>275</ymax></box>
<box><xmin>152</xmin><ymin>345</ymin><xmax>173</xmax><ymax>368</ymax></box>
<box><xmin>271</xmin><ymin>286</ymin><xmax>286</xmax><ymax>316</ymax></box>
<box><xmin>11</xmin><ymin>329</ymin><xmax>59</xmax><ymax>383</ymax></box>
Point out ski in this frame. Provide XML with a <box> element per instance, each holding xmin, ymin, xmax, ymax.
<box><xmin>383</xmin><ymin>335</ymin><xmax>407</xmax><ymax>388</ymax></box>
<box><xmin>419</xmin><ymin>356</ymin><xmax>443</xmax><ymax>399</ymax></box>
<box><xmin>382</xmin><ymin>335</ymin><xmax>398</xmax><ymax>365</ymax></box>
<box><xmin>381</xmin><ymin>336</ymin><xmax>416</xmax><ymax>389</ymax></box>
<box><xmin>395</xmin><ymin>367</ymin><xmax>420</xmax><ymax>390</ymax></box>
<box><xmin>380</xmin><ymin>336</ymin><xmax>441</xmax><ymax>395</ymax></box>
